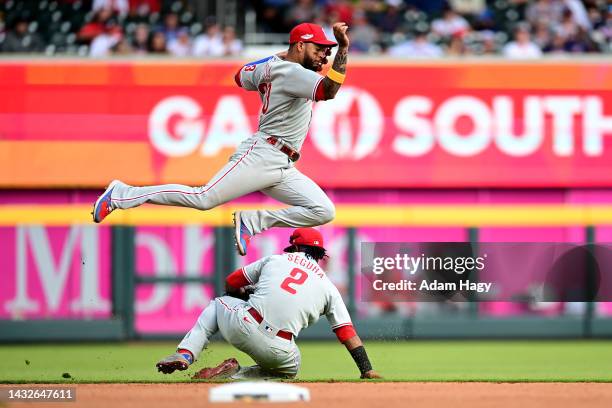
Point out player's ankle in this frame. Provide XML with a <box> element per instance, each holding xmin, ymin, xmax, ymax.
<box><xmin>177</xmin><ymin>348</ymin><xmax>194</xmax><ymax>364</ymax></box>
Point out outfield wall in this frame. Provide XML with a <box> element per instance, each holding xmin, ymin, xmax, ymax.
<box><xmin>2</xmin><ymin>199</ymin><xmax>612</xmax><ymax>340</ymax></box>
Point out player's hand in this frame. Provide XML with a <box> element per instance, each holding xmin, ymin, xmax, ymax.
<box><xmin>360</xmin><ymin>370</ymin><xmax>382</xmax><ymax>379</ymax></box>
<box><xmin>332</xmin><ymin>22</ymin><xmax>349</xmax><ymax>48</ymax></box>
<box><xmin>318</xmin><ymin>48</ymin><xmax>332</xmax><ymax>70</ymax></box>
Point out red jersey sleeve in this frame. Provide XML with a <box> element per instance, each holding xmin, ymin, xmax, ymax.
<box><xmin>334</xmin><ymin>324</ymin><xmax>357</xmax><ymax>343</ymax></box>
<box><xmin>225</xmin><ymin>268</ymin><xmax>250</xmax><ymax>289</ymax></box>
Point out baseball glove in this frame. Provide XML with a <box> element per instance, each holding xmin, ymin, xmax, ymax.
<box><xmin>226</xmin><ymin>285</ymin><xmax>256</xmax><ymax>301</ymax></box>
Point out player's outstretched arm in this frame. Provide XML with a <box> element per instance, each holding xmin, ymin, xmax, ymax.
<box><xmin>321</xmin><ymin>22</ymin><xmax>349</xmax><ymax>100</ymax></box>
<box><xmin>341</xmin><ymin>333</ymin><xmax>382</xmax><ymax>379</ymax></box>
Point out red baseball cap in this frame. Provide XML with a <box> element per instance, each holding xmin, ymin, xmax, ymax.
<box><xmin>284</xmin><ymin>228</ymin><xmax>325</xmax><ymax>251</ymax></box>
<box><xmin>289</xmin><ymin>23</ymin><xmax>337</xmax><ymax>47</ymax></box>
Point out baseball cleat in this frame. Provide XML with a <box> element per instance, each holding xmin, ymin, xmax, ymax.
<box><xmin>233</xmin><ymin>211</ymin><xmax>252</xmax><ymax>256</ymax></box>
<box><xmin>156</xmin><ymin>352</ymin><xmax>192</xmax><ymax>374</ymax></box>
<box><xmin>192</xmin><ymin>358</ymin><xmax>240</xmax><ymax>380</ymax></box>
<box><xmin>92</xmin><ymin>180</ymin><xmax>120</xmax><ymax>223</ymax></box>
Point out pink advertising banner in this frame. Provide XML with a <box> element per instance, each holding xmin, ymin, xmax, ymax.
<box><xmin>1</xmin><ymin>224</ymin><xmax>611</xmax><ymax>333</ymax></box>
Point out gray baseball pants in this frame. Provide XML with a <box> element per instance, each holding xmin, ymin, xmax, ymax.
<box><xmin>178</xmin><ymin>296</ymin><xmax>301</xmax><ymax>378</ymax></box>
<box><xmin>109</xmin><ymin>135</ymin><xmax>335</xmax><ymax>235</ymax></box>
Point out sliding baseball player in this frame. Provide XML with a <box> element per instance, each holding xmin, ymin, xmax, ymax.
<box><xmin>156</xmin><ymin>228</ymin><xmax>381</xmax><ymax>380</ymax></box>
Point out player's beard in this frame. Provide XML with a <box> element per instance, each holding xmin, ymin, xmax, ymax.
<box><xmin>303</xmin><ymin>54</ymin><xmax>327</xmax><ymax>72</ymax></box>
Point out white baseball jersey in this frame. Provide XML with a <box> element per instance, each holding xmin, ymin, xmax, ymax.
<box><xmin>242</xmin><ymin>252</ymin><xmax>352</xmax><ymax>337</ymax></box>
<box><xmin>236</xmin><ymin>55</ymin><xmax>324</xmax><ymax>151</ymax></box>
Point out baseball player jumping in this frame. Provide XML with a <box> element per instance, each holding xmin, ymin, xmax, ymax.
<box><xmin>156</xmin><ymin>228</ymin><xmax>381</xmax><ymax>380</ymax></box>
<box><xmin>92</xmin><ymin>22</ymin><xmax>350</xmax><ymax>256</ymax></box>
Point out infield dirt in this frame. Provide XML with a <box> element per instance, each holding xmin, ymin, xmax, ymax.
<box><xmin>2</xmin><ymin>383</ymin><xmax>612</xmax><ymax>408</ymax></box>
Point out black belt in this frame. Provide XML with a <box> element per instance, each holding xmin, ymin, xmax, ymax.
<box><xmin>266</xmin><ymin>137</ymin><xmax>300</xmax><ymax>162</ymax></box>
<box><xmin>247</xmin><ymin>308</ymin><xmax>293</xmax><ymax>340</ymax></box>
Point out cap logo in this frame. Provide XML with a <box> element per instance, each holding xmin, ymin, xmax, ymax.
<box><xmin>301</xmin><ymin>34</ymin><xmax>314</xmax><ymax>40</ymax></box>
<box><xmin>314</xmin><ymin>240</ymin><xmax>319</xmax><ymax>244</ymax></box>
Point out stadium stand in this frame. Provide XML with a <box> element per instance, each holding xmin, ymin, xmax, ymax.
<box><xmin>0</xmin><ymin>0</ymin><xmax>609</xmax><ymax>56</ymax></box>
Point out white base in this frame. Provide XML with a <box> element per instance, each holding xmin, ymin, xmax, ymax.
<box><xmin>209</xmin><ymin>381</ymin><xmax>310</xmax><ymax>403</ymax></box>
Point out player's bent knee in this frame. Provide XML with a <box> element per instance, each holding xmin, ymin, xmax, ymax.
<box><xmin>195</xmin><ymin>202</ymin><xmax>214</xmax><ymax>211</ymax></box>
<box><xmin>324</xmin><ymin>204</ymin><xmax>336</xmax><ymax>223</ymax></box>
<box><xmin>193</xmin><ymin>195</ymin><xmax>218</xmax><ymax>211</ymax></box>
<box><xmin>315</xmin><ymin>202</ymin><xmax>335</xmax><ymax>224</ymax></box>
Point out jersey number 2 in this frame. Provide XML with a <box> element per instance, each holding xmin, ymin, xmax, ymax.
<box><xmin>280</xmin><ymin>268</ymin><xmax>308</xmax><ymax>295</ymax></box>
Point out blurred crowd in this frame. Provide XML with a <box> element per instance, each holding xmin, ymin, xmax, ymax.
<box><xmin>0</xmin><ymin>0</ymin><xmax>610</xmax><ymax>57</ymax></box>
<box><xmin>255</xmin><ymin>0</ymin><xmax>611</xmax><ymax>57</ymax></box>
<box><xmin>0</xmin><ymin>0</ymin><xmax>243</xmax><ymax>57</ymax></box>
